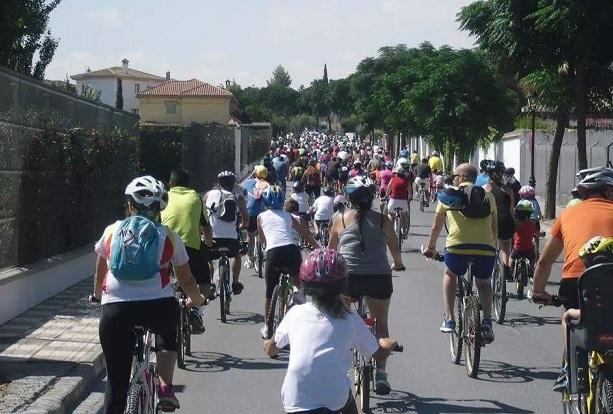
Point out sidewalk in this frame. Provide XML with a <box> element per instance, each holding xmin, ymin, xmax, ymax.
<box><xmin>0</xmin><ymin>279</ymin><xmax>103</xmax><ymax>414</ymax></box>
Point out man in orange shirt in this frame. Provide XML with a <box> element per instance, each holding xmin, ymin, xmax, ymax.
<box><xmin>532</xmin><ymin>167</ymin><xmax>613</xmax><ymax>309</ymax></box>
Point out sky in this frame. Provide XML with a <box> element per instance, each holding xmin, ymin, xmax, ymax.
<box><xmin>45</xmin><ymin>0</ymin><xmax>476</xmax><ymax>88</ymax></box>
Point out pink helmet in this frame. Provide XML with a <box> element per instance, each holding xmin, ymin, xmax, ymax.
<box><xmin>519</xmin><ymin>185</ymin><xmax>535</xmax><ymax>199</ymax></box>
<box><xmin>300</xmin><ymin>248</ymin><xmax>348</xmax><ymax>284</ymax></box>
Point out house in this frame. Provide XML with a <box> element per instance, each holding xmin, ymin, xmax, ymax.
<box><xmin>71</xmin><ymin>59</ymin><xmax>166</xmax><ymax>114</ymax></box>
<box><xmin>137</xmin><ymin>79</ymin><xmax>233</xmax><ymax>125</ymax></box>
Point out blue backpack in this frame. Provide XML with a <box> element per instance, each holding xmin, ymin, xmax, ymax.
<box><xmin>109</xmin><ymin>215</ymin><xmax>161</xmax><ymax>281</ymax></box>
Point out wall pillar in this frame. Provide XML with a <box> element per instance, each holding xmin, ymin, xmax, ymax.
<box><xmin>234</xmin><ymin>126</ymin><xmax>242</xmax><ymax>175</ymax></box>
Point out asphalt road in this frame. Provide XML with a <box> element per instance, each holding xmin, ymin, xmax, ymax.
<box><xmin>170</xmin><ymin>203</ymin><xmax>565</xmax><ymax>414</ymax></box>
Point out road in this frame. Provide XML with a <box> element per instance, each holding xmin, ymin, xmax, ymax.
<box><xmin>79</xmin><ymin>203</ymin><xmax>566</xmax><ymax>414</ymax></box>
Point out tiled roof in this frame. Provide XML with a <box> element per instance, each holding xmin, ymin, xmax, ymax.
<box><xmin>71</xmin><ymin>67</ymin><xmax>165</xmax><ymax>81</ymax></box>
<box><xmin>137</xmin><ymin>79</ymin><xmax>233</xmax><ymax>98</ymax></box>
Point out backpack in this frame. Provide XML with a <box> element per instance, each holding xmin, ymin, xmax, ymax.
<box><xmin>109</xmin><ymin>216</ymin><xmax>161</xmax><ymax>281</ymax></box>
<box><xmin>213</xmin><ymin>190</ymin><xmax>238</xmax><ymax>222</ymax></box>
<box><xmin>441</xmin><ymin>185</ymin><xmax>491</xmax><ymax>219</ymax></box>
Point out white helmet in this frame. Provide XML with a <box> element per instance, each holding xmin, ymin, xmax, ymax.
<box><xmin>432</xmin><ymin>150</ymin><xmax>440</xmax><ymax>157</ymax></box>
<box><xmin>125</xmin><ymin>176</ymin><xmax>168</xmax><ymax>210</ymax></box>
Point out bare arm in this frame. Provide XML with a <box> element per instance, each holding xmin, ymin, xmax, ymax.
<box><xmin>426</xmin><ymin>211</ymin><xmax>446</xmax><ymax>252</ymax></box>
<box><xmin>175</xmin><ymin>263</ymin><xmax>205</xmax><ymax>306</ymax></box>
<box><xmin>293</xmin><ymin>217</ymin><xmax>319</xmax><ymax>249</ymax></box>
<box><xmin>257</xmin><ymin>216</ymin><xmax>266</xmax><ymax>246</ymax></box>
<box><xmin>382</xmin><ymin>214</ymin><xmax>403</xmax><ymax>268</ymax></box>
<box><xmin>93</xmin><ymin>255</ymin><xmax>107</xmax><ymax>299</ymax></box>
<box><xmin>371</xmin><ymin>337</ymin><xmax>399</xmax><ymax>360</ymax></box>
<box><xmin>491</xmin><ymin>212</ymin><xmax>498</xmax><ymax>242</ymax></box>
<box><xmin>238</xmin><ymin>196</ymin><xmax>249</xmax><ymax>230</ymax></box>
<box><xmin>532</xmin><ymin>236</ymin><xmax>564</xmax><ymax>293</ymax></box>
<box><xmin>328</xmin><ymin>214</ymin><xmax>341</xmax><ymax>249</ymax></box>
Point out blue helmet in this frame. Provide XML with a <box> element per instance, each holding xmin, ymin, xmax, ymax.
<box><xmin>263</xmin><ymin>185</ymin><xmax>285</xmax><ymax>209</ymax></box>
<box><xmin>399</xmin><ymin>149</ymin><xmax>409</xmax><ymax>158</ymax></box>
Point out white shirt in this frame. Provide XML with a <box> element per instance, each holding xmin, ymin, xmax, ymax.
<box><xmin>291</xmin><ymin>192</ymin><xmax>310</xmax><ymax>214</ymax></box>
<box><xmin>395</xmin><ymin>157</ymin><xmax>408</xmax><ymax>168</ymax></box>
<box><xmin>205</xmin><ymin>189</ymin><xmax>238</xmax><ymax>239</ymax></box>
<box><xmin>312</xmin><ymin>195</ymin><xmax>334</xmax><ymax>221</ymax></box>
<box><xmin>275</xmin><ymin>303</ymin><xmax>379</xmax><ymax>412</ymax></box>
<box><xmin>259</xmin><ymin>209</ymin><xmax>297</xmax><ymax>251</ymax></box>
<box><xmin>94</xmin><ymin>221</ymin><xmax>189</xmax><ymax>305</ymax></box>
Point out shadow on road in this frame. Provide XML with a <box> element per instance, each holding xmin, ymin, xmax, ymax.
<box><xmin>505</xmin><ymin>312</ymin><xmax>560</xmax><ymax>327</ymax></box>
<box><xmin>475</xmin><ymin>360</ymin><xmax>559</xmax><ymax>383</ymax></box>
<box><xmin>369</xmin><ymin>389</ymin><xmax>534</xmax><ymax>413</ymax></box>
<box><xmin>219</xmin><ymin>311</ymin><xmax>264</xmax><ymax>325</ymax></box>
<box><xmin>182</xmin><ymin>351</ymin><xmax>286</xmax><ymax>373</ymax></box>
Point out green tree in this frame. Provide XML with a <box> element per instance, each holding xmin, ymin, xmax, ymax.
<box><xmin>115</xmin><ymin>78</ymin><xmax>123</xmax><ymax>110</ymax></box>
<box><xmin>267</xmin><ymin>65</ymin><xmax>292</xmax><ymax>87</ymax></box>
<box><xmin>0</xmin><ymin>0</ymin><xmax>62</xmax><ymax>79</ymax></box>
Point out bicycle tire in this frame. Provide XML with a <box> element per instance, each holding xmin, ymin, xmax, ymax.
<box><xmin>219</xmin><ymin>261</ymin><xmax>228</xmax><ymax>323</ymax></box>
<box><xmin>594</xmin><ymin>371</ymin><xmax>613</xmax><ymax>414</ymax></box>
<box><xmin>420</xmin><ymin>191</ymin><xmax>425</xmax><ymax>212</ymax></box>
<box><xmin>450</xmin><ymin>285</ymin><xmax>463</xmax><ymax>364</ymax></box>
<box><xmin>126</xmin><ymin>382</ymin><xmax>146</xmax><ymax>414</ymax></box>
<box><xmin>516</xmin><ymin>261</ymin><xmax>526</xmax><ymax>299</ymax></box>
<box><xmin>177</xmin><ymin>307</ymin><xmax>188</xmax><ymax>369</ymax></box>
<box><xmin>492</xmin><ymin>260</ymin><xmax>507</xmax><ymax>324</ymax></box>
<box><xmin>257</xmin><ymin>239</ymin><xmax>264</xmax><ymax>279</ymax></box>
<box><xmin>464</xmin><ymin>295</ymin><xmax>481</xmax><ymax>378</ymax></box>
<box><xmin>359</xmin><ymin>364</ymin><xmax>371</xmax><ymax>412</ymax></box>
<box><xmin>563</xmin><ymin>391</ymin><xmax>588</xmax><ymax>414</ymax></box>
<box><xmin>395</xmin><ymin>216</ymin><xmax>402</xmax><ymax>251</ymax></box>
<box><xmin>266</xmin><ymin>284</ymin><xmax>287</xmax><ymax>339</ymax></box>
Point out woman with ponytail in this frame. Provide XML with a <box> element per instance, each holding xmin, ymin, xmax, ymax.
<box><xmin>327</xmin><ymin>176</ymin><xmax>404</xmax><ymax>396</ymax></box>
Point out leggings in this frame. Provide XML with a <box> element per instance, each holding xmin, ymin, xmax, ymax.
<box><xmin>265</xmin><ymin>244</ymin><xmax>302</xmax><ymax>298</ymax></box>
<box><xmin>99</xmin><ymin>297</ymin><xmax>178</xmax><ymax>413</ymax></box>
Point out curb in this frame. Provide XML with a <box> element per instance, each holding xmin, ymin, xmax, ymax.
<box><xmin>16</xmin><ymin>348</ymin><xmax>105</xmax><ymax>414</ymax></box>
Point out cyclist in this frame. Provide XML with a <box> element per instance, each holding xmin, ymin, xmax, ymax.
<box><xmin>385</xmin><ymin>166</ymin><xmax>413</xmax><ymax>240</ymax></box>
<box><xmin>395</xmin><ymin>149</ymin><xmax>409</xmax><ymax>169</ymax></box>
<box><xmin>161</xmin><ymin>169</ymin><xmax>212</xmax><ymax>334</ymax></box>
<box><xmin>328</xmin><ymin>176</ymin><xmax>405</xmax><ymax>395</ymax></box>
<box><xmin>414</xmin><ymin>158</ymin><xmax>432</xmax><ymax>204</ymax></box>
<box><xmin>94</xmin><ymin>176</ymin><xmax>205</xmax><ymax>413</ymax></box>
<box><xmin>475</xmin><ymin>159</ymin><xmax>490</xmax><ymax>187</ymax></box>
<box><xmin>241</xmin><ymin>166</ymin><xmax>270</xmax><ymax>269</ymax></box>
<box><xmin>258</xmin><ymin>186</ymin><xmax>318</xmax><ymax>339</ymax></box>
<box><xmin>409</xmin><ymin>150</ymin><xmax>420</xmax><ymax>171</ymax></box>
<box><xmin>509</xmin><ymin>200</ymin><xmax>538</xmax><ymax>278</ymax></box>
<box><xmin>428</xmin><ymin>150</ymin><xmax>444</xmax><ymax>173</ymax></box>
<box><xmin>264</xmin><ymin>248</ymin><xmax>398</xmax><ymax>414</ymax></box>
<box><xmin>378</xmin><ymin>161</ymin><xmax>394</xmax><ymax>199</ymax></box>
<box><xmin>484</xmin><ymin>160</ymin><xmax>515</xmax><ymax>280</ymax></box>
<box><xmin>290</xmin><ymin>181</ymin><xmax>310</xmax><ymax>224</ymax></box>
<box><xmin>309</xmin><ymin>186</ymin><xmax>335</xmax><ymax>240</ymax></box>
<box><xmin>303</xmin><ymin>159</ymin><xmax>322</xmax><ymax>199</ymax></box>
<box><xmin>273</xmin><ymin>153</ymin><xmax>289</xmax><ymax>193</ymax></box>
<box><xmin>350</xmin><ymin>160</ymin><xmax>366</xmax><ymax>178</ymax></box>
<box><xmin>204</xmin><ymin>171</ymin><xmax>249</xmax><ymax>296</ymax></box>
<box><xmin>424</xmin><ymin>163</ymin><xmax>498</xmax><ymax>343</ymax></box>
<box><xmin>503</xmin><ymin>167</ymin><xmax>521</xmax><ymax>205</ymax></box>
<box><xmin>531</xmin><ymin>167</ymin><xmax>613</xmax><ymax>310</ymax></box>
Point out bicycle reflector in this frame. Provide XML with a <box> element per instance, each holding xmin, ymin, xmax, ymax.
<box><xmin>362</xmin><ymin>317</ymin><xmax>376</xmax><ymax>327</ymax></box>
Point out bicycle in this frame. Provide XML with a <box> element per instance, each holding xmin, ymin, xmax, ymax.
<box><xmin>175</xmin><ymin>290</ymin><xmax>191</xmax><ymax>370</ymax></box>
<box><xmin>318</xmin><ymin>220</ymin><xmax>330</xmax><ymax>246</ymax></box>
<box><xmin>266</xmin><ymin>269</ymin><xmax>296</xmax><ymax>341</ymax></box>
<box><xmin>213</xmin><ymin>246</ymin><xmax>232</xmax><ymax>323</ymax></box>
<box><xmin>491</xmin><ymin>253</ymin><xmax>507</xmax><ymax>324</ymax></box>
<box><xmin>512</xmin><ymin>256</ymin><xmax>532</xmax><ymax>299</ymax></box>
<box><xmin>418</xmin><ymin>182</ymin><xmax>428</xmax><ymax>212</ymax></box>
<box><xmin>352</xmin><ymin>295</ymin><xmax>403</xmax><ymax>412</ymax></box>
<box><xmin>392</xmin><ymin>207</ymin><xmax>404</xmax><ymax>251</ymax></box>
<box><xmin>425</xmin><ymin>252</ymin><xmax>484</xmax><ymax>378</ymax></box>
<box><xmin>254</xmin><ymin>233</ymin><xmax>266</xmax><ymax>279</ymax></box>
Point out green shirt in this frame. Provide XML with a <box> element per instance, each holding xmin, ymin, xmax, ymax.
<box><xmin>161</xmin><ymin>186</ymin><xmax>207</xmax><ymax>250</ymax></box>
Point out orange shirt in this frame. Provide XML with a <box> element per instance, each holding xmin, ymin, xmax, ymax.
<box><xmin>551</xmin><ymin>198</ymin><xmax>613</xmax><ymax>278</ymax></box>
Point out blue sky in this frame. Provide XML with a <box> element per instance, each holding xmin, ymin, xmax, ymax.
<box><xmin>45</xmin><ymin>0</ymin><xmax>475</xmax><ymax>87</ymax></box>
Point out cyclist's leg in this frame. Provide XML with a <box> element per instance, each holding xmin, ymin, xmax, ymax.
<box><xmin>442</xmin><ymin>252</ymin><xmax>468</xmax><ymax>321</ymax></box>
<box><xmin>264</xmin><ymin>247</ymin><xmax>283</xmax><ymax>317</ymax></box>
<box><xmin>472</xmin><ymin>255</ymin><xmax>496</xmax><ymax>320</ymax></box>
<box><xmin>99</xmin><ymin>302</ymin><xmax>136</xmax><ymax>413</ymax></box>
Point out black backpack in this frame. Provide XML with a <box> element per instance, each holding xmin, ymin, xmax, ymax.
<box><xmin>461</xmin><ymin>185</ymin><xmax>491</xmax><ymax>218</ymax></box>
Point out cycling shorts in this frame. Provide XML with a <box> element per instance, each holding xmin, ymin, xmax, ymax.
<box><xmin>305</xmin><ymin>185</ymin><xmax>321</xmax><ymax>198</ymax></box>
<box><xmin>559</xmin><ymin>277</ymin><xmax>579</xmax><ymax>310</ymax></box>
<box><xmin>315</xmin><ymin>219</ymin><xmax>331</xmax><ymax>227</ymax></box>
<box><xmin>207</xmin><ymin>238</ymin><xmax>240</xmax><ymax>260</ymax></box>
<box><xmin>346</xmin><ymin>273</ymin><xmax>393</xmax><ymax>300</ymax></box>
<box><xmin>444</xmin><ymin>250</ymin><xmax>495</xmax><ymax>280</ymax></box>
<box><xmin>186</xmin><ymin>246</ymin><xmax>210</xmax><ymax>284</ymax></box>
<box><xmin>497</xmin><ymin>217</ymin><xmax>515</xmax><ymax>241</ymax></box>
<box><xmin>415</xmin><ymin>177</ymin><xmax>429</xmax><ymax>188</ymax></box>
<box><xmin>511</xmin><ymin>249</ymin><xmax>535</xmax><ymax>261</ymax></box>
<box><xmin>247</xmin><ymin>215</ymin><xmax>258</xmax><ymax>233</ymax></box>
<box><xmin>265</xmin><ymin>244</ymin><xmax>302</xmax><ymax>298</ymax></box>
<box><xmin>388</xmin><ymin>198</ymin><xmax>409</xmax><ymax>212</ymax></box>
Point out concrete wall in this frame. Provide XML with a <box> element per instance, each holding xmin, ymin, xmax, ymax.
<box><xmin>139</xmin><ymin>96</ymin><xmax>230</xmax><ymax>124</ymax></box>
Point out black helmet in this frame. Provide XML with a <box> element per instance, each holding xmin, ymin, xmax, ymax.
<box><xmin>293</xmin><ymin>181</ymin><xmax>304</xmax><ymax>193</ymax></box>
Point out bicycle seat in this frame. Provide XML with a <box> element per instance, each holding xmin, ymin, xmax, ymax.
<box><xmin>393</xmin><ymin>207</ymin><xmax>403</xmax><ymax>211</ymax></box>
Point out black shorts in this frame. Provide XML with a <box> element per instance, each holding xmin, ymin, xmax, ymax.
<box><xmin>511</xmin><ymin>249</ymin><xmax>535</xmax><ymax>261</ymax></box>
<box><xmin>559</xmin><ymin>277</ymin><xmax>579</xmax><ymax>310</ymax></box>
<box><xmin>247</xmin><ymin>216</ymin><xmax>258</xmax><ymax>234</ymax></box>
<box><xmin>346</xmin><ymin>273</ymin><xmax>393</xmax><ymax>300</ymax></box>
<box><xmin>498</xmin><ymin>218</ymin><xmax>515</xmax><ymax>241</ymax></box>
<box><xmin>265</xmin><ymin>245</ymin><xmax>302</xmax><ymax>298</ymax></box>
<box><xmin>185</xmin><ymin>246</ymin><xmax>210</xmax><ymax>284</ymax></box>
<box><xmin>207</xmin><ymin>238</ymin><xmax>240</xmax><ymax>260</ymax></box>
<box><xmin>305</xmin><ymin>185</ymin><xmax>321</xmax><ymax>198</ymax></box>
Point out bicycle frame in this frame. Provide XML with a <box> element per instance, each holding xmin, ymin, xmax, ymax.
<box><xmin>128</xmin><ymin>327</ymin><xmax>156</xmax><ymax>413</ymax></box>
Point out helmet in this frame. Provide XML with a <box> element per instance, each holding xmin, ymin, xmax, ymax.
<box><xmin>385</xmin><ymin>161</ymin><xmax>393</xmax><ymax>169</ymax></box>
<box><xmin>432</xmin><ymin>150</ymin><xmax>439</xmax><ymax>157</ymax></box>
<box><xmin>345</xmin><ymin>176</ymin><xmax>375</xmax><ymax>208</ymax></box>
<box><xmin>254</xmin><ymin>165</ymin><xmax>268</xmax><ymax>179</ymax></box>
<box><xmin>494</xmin><ymin>160</ymin><xmax>505</xmax><ymax>173</ymax></box>
<box><xmin>309</xmin><ymin>159</ymin><xmax>318</xmax><ymax>167</ymax></box>
<box><xmin>262</xmin><ymin>185</ymin><xmax>285</xmax><ymax>209</ymax></box>
<box><xmin>515</xmin><ymin>200</ymin><xmax>534</xmax><ymax>213</ymax></box>
<box><xmin>576</xmin><ymin>167</ymin><xmax>613</xmax><ymax>192</ymax></box>
<box><xmin>218</xmin><ymin>170</ymin><xmax>236</xmax><ymax>188</ymax></box>
<box><xmin>125</xmin><ymin>175</ymin><xmax>168</xmax><ymax>210</ymax></box>
<box><xmin>300</xmin><ymin>248</ymin><xmax>348</xmax><ymax>287</ymax></box>
<box><xmin>393</xmin><ymin>166</ymin><xmax>404</xmax><ymax>174</ymax></box>
<box><xmin>299</xmin><ymin>148</ymin><xmax>306</xmax><ymax>156</ymax></box>
<box><xmin>399</xmin><ymin>149</ymin><xmax>409</xmax><ymax>158</ymax></box>
<box><xmin>578</xmin><ymin>236</ymin><xmax>613</xmax><ymax>267</ymax></box>
<box><xmin>519</xmin><ymin>185</ymin><xmax>535</xmax><ymax>199</ymax></box>
<box><xmin>292</xmin><ymin>181</ymin><xmax>304</xmax><ymax>193</ymax></box>
<box><xmin>479</xmin><ymin>159</ymin><xmax>490</xmax><ymax>171</ymax></box>
<box><xmin>322</xmin><ymin>186</ymin><xmax>335</xmax><ymax>197</ymax></box>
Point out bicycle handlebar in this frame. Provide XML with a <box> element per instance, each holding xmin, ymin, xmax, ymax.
<box><xmin>527</xmin><ymin>291</ymin><xmax>564</xmax><ymax>308</ymax></box>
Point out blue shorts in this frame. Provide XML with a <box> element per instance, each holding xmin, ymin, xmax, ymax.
<box><xmin>444</xmin><ymin>250</ymin><xmax>496</xmax><ymax>280</ymax></box>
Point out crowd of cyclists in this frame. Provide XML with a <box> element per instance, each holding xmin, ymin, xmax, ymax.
<box><xmin>91</xmin><ymin>128</ymin><xmax>613</xmax><ymax>413</ymax></box>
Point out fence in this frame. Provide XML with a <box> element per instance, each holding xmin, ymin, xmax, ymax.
<box><xmin>0</xmin><ymin>66</ymin><xmax>140</xmax><ymax>269</ymax></box>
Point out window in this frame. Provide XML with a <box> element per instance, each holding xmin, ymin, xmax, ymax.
<box><xmin>165</xmin><ymin>101</ymin><xmax>178</xmax><ymax>114</ymax></box>
<box><xmin>135</xmin><ymin>83</ymin><xmax>140</xmax><ymax>94</ymax></box>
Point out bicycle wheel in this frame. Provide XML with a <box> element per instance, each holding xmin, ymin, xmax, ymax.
<box><xmin>464</xmin><ymin>295</ymin><xmax>482</xmax><ymax>378</ymax></box>
<box><xmin>126</xmin><ymin>382</ymin><xmax>146</xmax><ymax>414</ymax></box>
<box><xmin>395</xmin><ymin>216</ymin><xmax>402</xmax><ymax>251</ymax></box>
<box><xmin>516</xmin><ymin>261</ymin><xmax>526</xmax><ymax>299</ymax></box>
<box><xmin>358</xmin><ymin>363</ymin><xmax>371</xmax><ymax>412</ymax></box>
<box><xmin>177</xmin><ymin>306</ymin><xmax>189</xmax><ymax>369</ymax></box>
<box><xmin>563</xmin><ymin>391</ymin><xmax>588</xmax><ymax>414</ymax></box>
<box><xmin>450</xmin><ymin>285</ymin><xmax>464</xmax><ymax>364</ymax></box>
<box><xmin>219</xmin><ymin>262</ymin><xmax>228</xmax><ymax>323</ymax></box>
<box><xmin>420</xmin><ymin>191</ymin><xmax>425</xmax><ymax>212</ymax></box>
<box><xmin>257</xmin><ymin>239</ymin><xmax>264</xmax><ymax>279</ymax></box>
<box><xmin>594</xmin><ymin>371</ymin><xmax>613</xmax><ymax>414</ymax></box>
<box><xmin>492</xmin><ymin>260</ymin><xmax>507</xmax><ymax>324</ymax></box>
<box><xmin>266</xmin><ymin>284</ymin><xmax>287</xmax><ymax>339</ymax></box>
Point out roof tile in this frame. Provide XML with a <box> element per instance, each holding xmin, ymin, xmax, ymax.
<box><xmin>137</xmin><ymin>79</ymin><xmax>233</xmax><ymax>98</ymax></box>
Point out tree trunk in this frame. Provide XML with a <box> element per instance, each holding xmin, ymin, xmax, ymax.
<box><xmin>327</xmin><ymin>114</ymin><xmax>332</xmax><ymax>133</ymax></box>
<box><xmin>545</xmin><ymin>112</ymin><xmax>569</xmax><ymax>220</ymax></box>
<box><xmin>575</xmin><ymin>62</ymin><xmax>588</xmax><ymax>170</ymax></box>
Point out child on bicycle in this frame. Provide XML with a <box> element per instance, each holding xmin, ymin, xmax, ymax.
<box><xmin>264</xmin><ymin>248</ymin><xmax>398</xmax><ymax>414</ymax></box>
<box><xmin>518</xmin><ymin>185</ymin><xmax>542</xmax><ymax>227</ymax></box>
<box><xmin>510</xmin><ymin>200</ymin><xmax>538</xmax><ymax>279</ymax></box>
<box><xmin>309</xmin><ymin>186</ymin><xmax>335</xmax><ymax>241</ymax></box>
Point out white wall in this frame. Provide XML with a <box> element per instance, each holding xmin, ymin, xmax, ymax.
<box><xmin>76</xmin><ymin>78</ymin><xmax>161</xmax><ymax>113</ymax></box>
<box><xmin>502</xmin><ymin>137</ymin><xmax>521</xmax><ymax>178</ymax></box>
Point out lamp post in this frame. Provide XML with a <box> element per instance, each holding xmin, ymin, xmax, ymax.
<box><xmin>528</xmin><ymin>94</ymin><xmax>536</xmax><ymax>188</ymax></box>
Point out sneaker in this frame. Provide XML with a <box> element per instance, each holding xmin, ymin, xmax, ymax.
<box><xmin>553</xmin><ymin>361</ymin><xmax>568</xmax><ymax>393</ymax></box>
<box><xmin>207</xmin><ymin>283</ymin><xmax>216</xmax><ymax>301</ymax></box>
<box><xmin>157</xmin><ymin>384</ymin><xmax>180</xmax><ymax>411</ymax></box>
<box><xmin>375</xmin><ymin>371</ymin><xmax>391</xmax><ymax>395</ymax></box>
<box><xmin>244</xmin><ymin>258</ymin><xmax>254</xmax><ymax>269</ymax></box>
<box><xmin>188</xmin><ymin>308</ymin><xmax>205</xmax><ymax>335</ymax></box>
<box><xmin>260</xmin><ymin>324</ymin><xmax>271</xmax><ymax>339</ymax></box>
<box><xmin>439</xmin><ymin>319</ymin><xmax>455</xmax><ymax>333</ymax></box>
<box><xmin>232</xmin><ymin>281</ymin><xmax>244</xmax><ymax>295</ymax></box>
<box><xmin>504</xmin><ymin>266</ymin><xmax>513</xmax><ymax>281</ymax></box>
<box><xmin>481</xmin><ymin>318</ymin><xmax>495</xmax><ymax>343</ymax></box>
